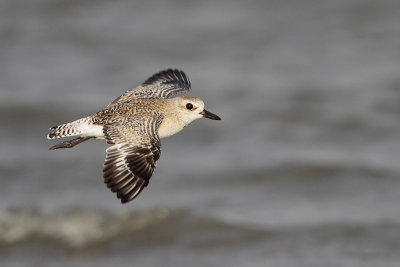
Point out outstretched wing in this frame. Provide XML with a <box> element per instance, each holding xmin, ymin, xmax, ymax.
<box><xmin>103</xmin><ymin>117</ymin><xmax>162</xmax><ymax>203</ymax></box>
<box><xmin>111</xmin><ymin>69</ymin><xmax>191</xmax><ymax>103</ymax></box>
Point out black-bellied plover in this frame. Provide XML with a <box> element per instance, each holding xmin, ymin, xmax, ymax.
<box><xmin>47</xmin><ymin>69</ymin><xmax>221</xmax><ymax>203</ymax></box>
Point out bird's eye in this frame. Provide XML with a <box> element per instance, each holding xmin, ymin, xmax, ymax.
<box><xmin>186</xmin><ymin>103</ymin><xmax>193</xmax><ymax>110</ymax></box>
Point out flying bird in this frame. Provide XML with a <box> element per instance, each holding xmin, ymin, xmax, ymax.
<box><xmin>47</xmin><ymin>69</ymin><xmax>221</xmax><ymax>203</ymax></box>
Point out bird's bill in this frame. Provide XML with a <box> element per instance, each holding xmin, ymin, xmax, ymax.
<box><xmin>201</xmin><ymin>109</ymin><xmax>221</xmax><ymax>120</ymax></box>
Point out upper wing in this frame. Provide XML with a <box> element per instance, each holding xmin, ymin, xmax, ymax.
<box><xmin>111</xmin><ymin>69</ymin><xmax>191</xmax><ymax>103</ymax></box>
<box><xmin>103</xmin><ymin>117</ymin><xmax>162</xmax><ymax>203</ymax></box>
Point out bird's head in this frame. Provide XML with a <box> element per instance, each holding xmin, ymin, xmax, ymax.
<box><xmin>176</xmin><ymin>96</ymin><xmax>221</xmax><ymax>125</ymax></box>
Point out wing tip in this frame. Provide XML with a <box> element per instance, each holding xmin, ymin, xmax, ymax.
<box><xmin>143</xmin><ymin>68</ymin><xmax>191</xmax><ymax>90</ymax></box>
<box><xmin>118</xmin><ymin>182</ymin><xmax>146</xmax><ymax>204</ymax></box>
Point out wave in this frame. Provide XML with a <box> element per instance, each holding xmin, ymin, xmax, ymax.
<box><xmin>1</xmin><ymin>207</ymin><xmax>399</xmax><ymax>251</ymax></box>
<box><xmin>0</xmin><ymin>207</ymin><xmax>183</xmax><ymax>249</ymax></box>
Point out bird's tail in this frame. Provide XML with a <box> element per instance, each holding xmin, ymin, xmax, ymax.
<box><xmin>47</xmin><ymin>117</ymin><xmax>91</xmax><ymax>140</ymax></box>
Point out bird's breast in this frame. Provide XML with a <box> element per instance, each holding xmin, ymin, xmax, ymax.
<box><xmin>158</xmin><ymin>117</ymin><xmax>185</xmax><ymax>139</ymax></box>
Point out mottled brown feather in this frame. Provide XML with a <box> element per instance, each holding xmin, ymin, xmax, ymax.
<box><xmin>102</xmin><ymin>117</ymin><xmax>162</xmax><ymax>203</ymax></box>
<box><xmin>111</xmin><ymin>69</ymin><xmax>191</xmax><ymax>104</ymax></box>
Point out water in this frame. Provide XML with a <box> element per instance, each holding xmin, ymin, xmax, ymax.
<box><xmin>1</xmin><ymin>0</ymin><xmax>400</xmax><ymax>266</ymax></box>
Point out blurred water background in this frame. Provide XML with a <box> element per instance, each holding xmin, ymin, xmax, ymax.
<box><xmin>1</xmin><ymin>0</ymin><xmax>400</xmax><ymax>266</ymax></box>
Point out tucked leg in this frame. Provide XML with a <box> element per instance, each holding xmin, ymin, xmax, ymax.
<box><xmin>49</xmin><ymin>137</ymin><xmax>92</xmax><ymax>150</ymax></box>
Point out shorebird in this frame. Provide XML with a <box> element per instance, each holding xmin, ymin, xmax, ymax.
<box><xmin>47</xmin><ymin>69</ymin><xmax>221</xmax><ymax>203</ymax></box>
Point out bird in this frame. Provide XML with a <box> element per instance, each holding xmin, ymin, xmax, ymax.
<box><xmin>47</xmin><ymin>69</ymin><xmax>221</xmax><ymax>203</ymax></box>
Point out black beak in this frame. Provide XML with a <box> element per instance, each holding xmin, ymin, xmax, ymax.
<box><xmin>201</xmin><ymin>109</ymin><xmax>221</xmax><ymax>120</ymax></box>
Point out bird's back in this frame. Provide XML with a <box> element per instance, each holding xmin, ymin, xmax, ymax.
<box><xmin>92</xmin><ymin>98</ymin><xmax>168</xmax><ymax>125</ymax></box>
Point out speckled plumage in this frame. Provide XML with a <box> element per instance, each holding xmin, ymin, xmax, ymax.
<box><xmin>47</xmin><ymin>69</ymin><xmax>221</xmax><ymax>203</ymax></box>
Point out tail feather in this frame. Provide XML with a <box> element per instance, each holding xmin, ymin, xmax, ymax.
<box><xmin>47</xmin><ymin>117</ymin><xmax>91</xmax><ymax>139</ymax></box>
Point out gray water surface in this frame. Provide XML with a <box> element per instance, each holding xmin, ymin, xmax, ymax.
<box><xmin>1</xmin><ymin>0</ymin><xmax>400</xmax><ymax>266</ymax></box>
